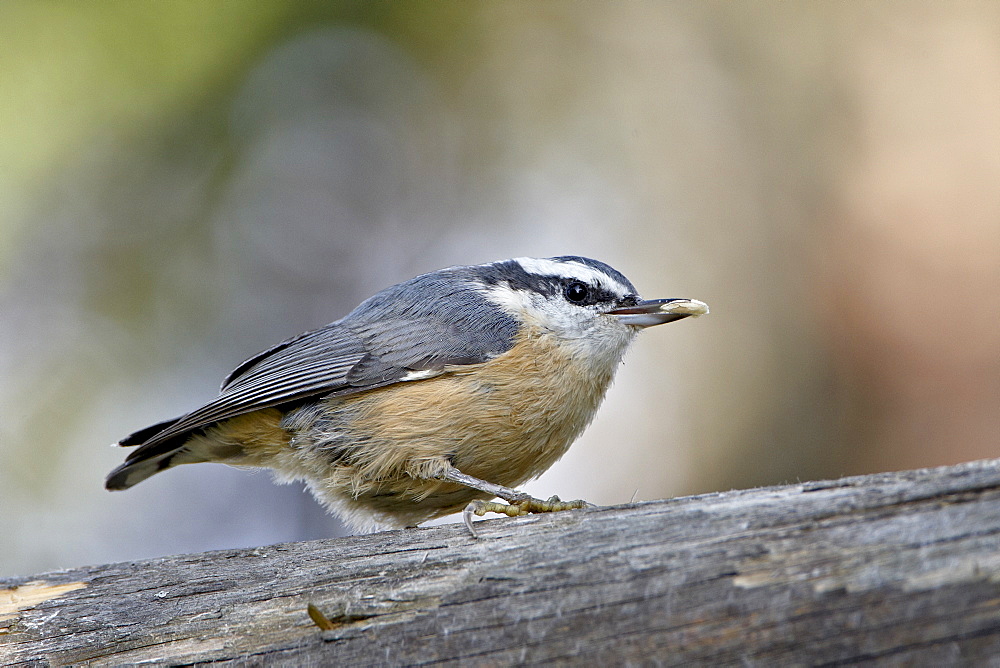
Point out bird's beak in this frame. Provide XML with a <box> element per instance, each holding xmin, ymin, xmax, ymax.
<box><xmin>610</xmin><ymin>298</ymin><xmax>709</xmax><ymax>328</ymax></box>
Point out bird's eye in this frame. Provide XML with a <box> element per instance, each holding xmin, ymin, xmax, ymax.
<box><xmin>564</xmin><ymin>281</ymin><xmax>590</xmax><ymax>304</ymax></box>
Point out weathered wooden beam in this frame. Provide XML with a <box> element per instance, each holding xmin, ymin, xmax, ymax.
<box><xmin>4</xmin><ymin>458</ymin><xmax>1000</xmax><ymax>665</ymax></box>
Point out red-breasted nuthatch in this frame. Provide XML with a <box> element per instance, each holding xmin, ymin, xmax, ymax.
<box><xmin>106</xmin><ymin>256</ymin><xmax>708</xmax><ymax>534</ymax></box>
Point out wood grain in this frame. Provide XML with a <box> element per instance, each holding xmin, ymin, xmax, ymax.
<box><xmin>4</xmin><ymin>458</ymin><xmax>1000</xmax><ymax>666</ymax></box>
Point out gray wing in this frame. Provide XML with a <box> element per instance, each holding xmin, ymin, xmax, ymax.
<box><xmin>342</xmin><ymin>270</ymin><xmax>520</xmax><ymax>384</ymax></box>
<box><xmin>118</xmin><ymin>271</ymin><xmax>519</xmax><ymax>459</ymax></box>
<box><xmin>117</xmin><ymin>325</ymin><xmax>369</xmax><ymax>457</ymax></box>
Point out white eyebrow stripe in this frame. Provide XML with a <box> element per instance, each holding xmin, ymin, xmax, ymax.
<box><xmin>512</xmin><ymin>257</ymin><xmax>629</xmax><ymax>293</ymax></box>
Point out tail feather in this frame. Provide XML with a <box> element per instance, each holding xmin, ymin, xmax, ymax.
<box><xmin>118</xmin><ymin>417</ymin><xmax>183</xmax><ymax>447</ymax></box>
<box><xmin>109</xmin><ymin>409</ymin><xmax>277</xmax><ymax>491</ymax></box>
<box><xmin>108</xmin><ymin>415</ymin><xmax>202</xmax><ymax>490</ymax></box>
<box><xmin>105</xmin><ymin>448</ymin><xmax>190</xmax><ymax>490</ymax></box>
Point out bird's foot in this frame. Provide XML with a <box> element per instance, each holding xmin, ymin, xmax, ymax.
<box><xmin>462</xmin><ymin>495</ymin><xmax>590</xmax><ymax>538</ymax></box>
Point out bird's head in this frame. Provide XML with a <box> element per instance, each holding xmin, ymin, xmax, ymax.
<box><xmin>468</xmin><ymin>255</ymin><xmax>708</xmax><ymax>367</ymax></box>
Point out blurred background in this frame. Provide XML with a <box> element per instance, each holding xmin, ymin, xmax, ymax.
<box><xmin>2</xmin><ymin>1</ymin><xmax>998</xmax><ymax>578</ymax></box>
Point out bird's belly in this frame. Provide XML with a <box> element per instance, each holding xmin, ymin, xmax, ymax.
<box><xmin>280</xmin><ymin>329</ymin><xmax>621</xmax><ymax>527</ymax></box>
<box><xmin>348</xmin><ymin>332</ymin><xmax>616</xmax><ymax>485</ymax></box>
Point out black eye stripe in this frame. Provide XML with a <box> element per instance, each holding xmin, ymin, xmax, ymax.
<box><xmin>561</xmin><ymin>280</ymin><xmax>621</xmax><ymax>307</ymax></box>
<box><xmin>472</xmin><ymin>260</ymin><xmax>632</xmax><ymax>306</ymax></box>
<box><xmin>476</xmin><ymin>259</ymin><xmax>636</xmax><ymax>306</ymax></box>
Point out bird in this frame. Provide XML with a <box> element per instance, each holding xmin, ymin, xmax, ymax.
<box><xmin>106</xmin><ymin>256</ymin><xmax>707</xmax><ymax>535</ymax></box>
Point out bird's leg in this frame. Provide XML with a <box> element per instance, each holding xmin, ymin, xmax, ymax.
<box><xmin>435</xmin><ymin>466</ymin><xmax>590</xmax><ymax>538</ymax></box>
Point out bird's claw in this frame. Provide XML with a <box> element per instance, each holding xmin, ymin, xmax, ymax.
<box><xmin>462</xmin><ymin>495</ymin><xmax>590</xmax><ymax>538</ymax></box>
